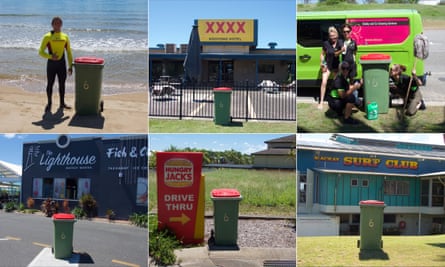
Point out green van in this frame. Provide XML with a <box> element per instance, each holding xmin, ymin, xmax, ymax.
<box><xmin>297</xmin><ymin>9</ymin><xmax>425</xmax><ymax>88</ymax></box>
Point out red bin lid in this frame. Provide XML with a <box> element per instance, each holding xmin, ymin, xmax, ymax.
<box><xmin>359</xmin><ymin>200</ymin><xmax>385</xmax><ymax>206</ymax></box>
<box><xmin>211</xmin><ymin>188</ymin><xmax>240</xmax><ymax>197</ymax></box>
<box><xmin>213</xmin><ymin>87</ymin><xmax>232</xmax><ymax>92</ymax></box>
<box><xmin>52</xmin><ymin>213</ymin><xmax>76</xmax><ymax>220</ymax></box>
<box><xmin>74</xmin><ymin>57</ymin><xmax>105</xmax><ymax>64</ymax></box>
<box><xmin>360</xmin><ymin>54</ymin><xmax>391</xmax><ymax>61</ymax></box>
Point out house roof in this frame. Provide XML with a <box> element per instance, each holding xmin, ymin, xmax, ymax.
<box><xmin>252</xmin><ymin>148</ymin><xmax>293</xmax><ymax>156</ymax></box>
<box><xmin>265</xmin><ymin>134</ymin><xmax>296</xmax><ymax>144</ymax></box>
<box><xmin>0</xmin><ymin>160</ymin><xmax>21</xmax><ymax>184</ymax></box>
<box><xmin>298</xmin><ymin>134</ymin><xmax>445</xmax><ymax>160</ymax></box>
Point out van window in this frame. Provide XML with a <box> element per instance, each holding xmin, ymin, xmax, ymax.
<box><xmin>347</xmin><ymin>18</ymin><xmax>410</xmax><ymax>45</ymax></box>
<box><xmin>298</xmin><ymin>19</ymin><xmax>344</xmax><ymax>47</ymax></box>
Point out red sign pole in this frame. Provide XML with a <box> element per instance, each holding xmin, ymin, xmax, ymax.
<box><xmin>156</xmin><ymin>152</ymin><xmax>204</xmax><ymax>244</ymax></box>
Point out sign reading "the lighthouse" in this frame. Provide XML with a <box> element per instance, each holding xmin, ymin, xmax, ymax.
<box><xmin>156</xmin><ymin>152</ymin><xmax>204</xmax><ymax>244</ymax></box>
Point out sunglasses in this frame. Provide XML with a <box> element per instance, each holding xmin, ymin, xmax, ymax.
<box><xmin>343</xmin><ymin>30</ymin><xmax>351</xmax><ymax>34</ymax></box>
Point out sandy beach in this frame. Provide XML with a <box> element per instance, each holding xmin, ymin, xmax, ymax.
<box><xmin>0</xmin><ymin>85</ymin><xmax>147</xmax><ymax>133</ymax></box>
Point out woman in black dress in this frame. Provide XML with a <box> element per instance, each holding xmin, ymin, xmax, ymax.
<box><xmin>319</xmin><ymin>26</ymin><xmax>343</xmax><ymax>110</ymax></box>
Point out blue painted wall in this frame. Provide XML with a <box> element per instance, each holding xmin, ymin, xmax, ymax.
<box><xmin>315</xmin><ymin>173</ymin><xmax>421</xmax><ymax>206</ymax></box>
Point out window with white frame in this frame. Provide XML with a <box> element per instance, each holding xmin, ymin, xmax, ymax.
<box><xmin>384</xmin><ymin>180</ymin><xmax>409</xmax><ymax>195</ymax></box>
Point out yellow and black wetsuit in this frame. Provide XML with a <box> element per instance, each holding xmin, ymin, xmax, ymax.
<box><xmin>39</xmin><ymin>31</ymin><xmax>73</xmax><ymax>110</ymax></box>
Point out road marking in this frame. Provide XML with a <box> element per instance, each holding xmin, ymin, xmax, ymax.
<box><xmin>33</xmin><ymin>242</ymin><xmax>51</xmax><ymax>248</ymax></box>
<box><xmin>6</xmin><ymin>236</ymin><xmax>21</xmax><ymax>240</ymax></box>
<box><xmin>189</xmin><ymin>95</ymin><xmax>213</xmax><ymax>117</ymax></box>
<box><xmin>27</xmin><ymin>247</ymin><xmax>79</xmax><ymax>267</ymax></box>
<box><xmin>111</xmin><ymin>259</ymin><xmax>140</xmax><ymax>267</ymax></box>
<box><xmin>247</xmin><ymin>95</ymin><xmax>257</xmax><ymax>119</ymax></box>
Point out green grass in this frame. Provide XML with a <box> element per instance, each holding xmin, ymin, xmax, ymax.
<box><xmin>149</xmin><ymin>168</ymin><xmax>296</xmax><ymax>217</ymax></box>
<box><xmin>297</xmin><ymin>103</ymin><xmax>445</xmax><ymax>132</ymax></box>
<box><xmin>298</xmin><ymin>235</ymin><xmax>445</xmax><ymax>266</ymax></box>
<box><xmin>149</xmin><ymin>118</ymin><xmax>295</xmax><ymax>133</ymax></box>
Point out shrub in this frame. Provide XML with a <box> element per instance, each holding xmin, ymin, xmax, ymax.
<box><xmin>149</xmin><ymin>215</ymin><xmax>181</xmax><ymax>266</ymax></box>
<box><xmin>4</xmin><ymin>201</ymin><xmax>16</xmax><ymax>212</ymax></box>
<box><xmin>40</xmin><ymin>198</ymin><xmax>59</xmax><ymax>217</ymax></box>
<box><xmin>129</xmin><ymin>213</ymin><xmax>148</xmax><ymax>228</ymax></box>
<box><xmin>27</xmin><ymin>197</ymin><xmax>35</xmax><ymax>209</ymax></box>
<box><xmin>18</xmin><ymin>203</ymin><xmax>25</xmax><ymax>212</ymax></box>
<box><xmin>71</xmin><ymin>206</ymin><xmax>86</xmax><ymax>219</ymax></box>
<box><xmin>79</xmin><ymin>194</ymin><xmax>97</xmax><ymax>218</ymax></box>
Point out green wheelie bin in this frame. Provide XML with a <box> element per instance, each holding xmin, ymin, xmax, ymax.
<box><xmin>359</xmin><ymin>54</ymin><xmax>392</xmax><ymax>114</ymax></box>
<box><xmin>73</xmin><ymin>57</ymin><xmax>105</xmax><ymax>115</ymax></box>
<box><xmin>211</xmin><ymin>188</ymin><xmax>242</xmax><ymax>246</ymax></box>
<box><xmin>213</xmin><ymin>87</ymin><xmax>232</xmax><ymax>125</ymax></box>
<box><xmin>52</xmin><ymin>213</ymin><xmax>76</xmax><ymax>259</ymax></box>
<box><xmin>358</xmin><ymin>200</ymin><xmax>385</xmax><ymax>251</ymax></box>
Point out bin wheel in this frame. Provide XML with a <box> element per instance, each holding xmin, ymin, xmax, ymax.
<box><xmin>100</xmin><ymin>100</ymin><xmax>104</xmax><ymax>112</ymax></box>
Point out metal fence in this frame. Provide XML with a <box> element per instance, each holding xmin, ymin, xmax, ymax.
<box><xmin>149</xmin><ymin>81</ymin><xmax>296</xmax><ymax>121</ymax></box>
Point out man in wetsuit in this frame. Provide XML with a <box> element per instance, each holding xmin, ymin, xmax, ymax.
<box><xmin>39</xmin><ymin>16</ymin><xmax>73</xmax><ymax>112</ymax></box>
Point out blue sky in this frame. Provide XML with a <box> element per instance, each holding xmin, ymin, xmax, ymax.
<box><xmin>149</xmin><ymin>133</ymin><xmax>287</xmax><ymax>154</ymax></box>
<box><xmin>298</xmin><ymin>133</ymin><xmax>445</xmax><ymax>146</ymax></box>
<box><xmin>0</xmin><ymin>134</ymin><xmax>137</xmax><ymax>167</ymax></box>
<box><xmin>149</xmin><ymin>0</ymin><xmax>296</xmax><ymax>49</ymax></box>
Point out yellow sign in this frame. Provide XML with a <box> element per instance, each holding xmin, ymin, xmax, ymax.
<box><xmin>197</xmin><ymin>19</ymin><xmax>256</xmax><ymax>43</ymax></box>
<box><xmin>169</xmin><ymin>213</ymin><xmax>191</xmax><ymax>225</ymax></box>
<box><xmin>164</xmin><ymin>158</ymin><xmax>194</xmax><ymax>188</ymax></box>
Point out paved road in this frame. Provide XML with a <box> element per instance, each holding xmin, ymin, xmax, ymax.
<box><xmin>0</xmin><ymin>211</ymin><xmax>147</xmax><ymax>267</ymax></box>
<box><xmin>422</xmin><ymin>29</ymin><xmax>445</xmax><ymax>104</ymax></box>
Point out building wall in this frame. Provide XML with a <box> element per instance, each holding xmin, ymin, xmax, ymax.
<box><xmin>233</xmin><ymin>60</ymin><xmax>256</xmax><ymax>82</ymax></box>
<box><xmin>316</xmin><ymin>172</ymin><xmax>421</xmax><ymax>207</ymax></box>
<box><xmin>21</xmin><ymin>136</ymin><xmax>147</xmax><ymax>219</ymax></box>
<box><xmin>253</xmin><ymin>155</ymin><xmax>296</xmax><ymax>169</ymax></box>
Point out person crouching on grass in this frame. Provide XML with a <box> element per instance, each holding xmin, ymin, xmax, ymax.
<box><xmin>38</xmin><ymin>16</ymin><xmax>73</xmax><ymax>112</ymax></box>
<box><xmin>389</xmin><ymin>64</ymin><xmax>426</xmax><ymax>116</ymax></box>
<box><xmin>327</xmin><ymin>61</ymin><xmax>363</xmax><ymax>124</ymax></box>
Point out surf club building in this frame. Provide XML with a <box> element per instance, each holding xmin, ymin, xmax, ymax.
<box><xmin>21</xmin><ymin>135</ymin><xmax>148</xmax><ymax>219</ymax></box>
<box><xmin>149</xmin><ymin>19</ymin><xmax>295</xmax><ymax>86</ymax></box>
<box><xmin>298</xmin><ymin>134</ymin><xmax>445</xmax><ymax>236</ymax></box>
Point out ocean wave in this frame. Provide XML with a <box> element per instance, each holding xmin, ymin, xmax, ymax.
<box><xmin>0</xmin><ymin>38</ymin><xmax>148</xmax><ymax>52</ymax></box>
<box><xmin>1</xmin><ymin>75</ymin><xmax>147</xmax><ymax>95</ymax></box>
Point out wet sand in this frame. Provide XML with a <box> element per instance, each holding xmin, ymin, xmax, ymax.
<box><xmin>0</xmin><ymin>85</ymin><xmax>147</xmax><ymax>133</ymax></box>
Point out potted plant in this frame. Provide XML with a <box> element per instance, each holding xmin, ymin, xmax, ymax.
<box><xmin>63</xmin><ymin>199</ymin><xmax>70</xmax><ymax>213</ymax></box>
<box><xmin>106</xmin><ymin>209</ymin><xmax>116</xmax><ymax>221</ymax></box>
<box><xmin>26</xmin><ymin>197</ymin><xmax>35</xmax><ymax>209</ymax></box>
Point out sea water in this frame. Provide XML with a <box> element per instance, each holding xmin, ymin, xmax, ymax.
<box><xmin>0</xmin><ymin>0</ymin><xmax>148</xmax><ymax>94</ymax></box>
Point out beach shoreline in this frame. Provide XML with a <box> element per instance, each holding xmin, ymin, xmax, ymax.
<box><xmin>0</xmin><ymin>83</ymin><xmax>147</xmax><ymax>133</ymax></box>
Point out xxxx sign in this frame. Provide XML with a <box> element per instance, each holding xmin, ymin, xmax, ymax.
<box><xmin>156</xmin><ymin>152</ymin><xmax>205</xmax><ymax>244</ymax></box>
<box><xmin>197</xmin><ymin>19</ymin><xmax>257</xmax><ymax>44</ymax></box>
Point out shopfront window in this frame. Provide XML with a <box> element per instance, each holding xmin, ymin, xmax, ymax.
<box><xmin>32</xmin><ymin>177</ymin><xmax>90</xmax><ymax>200</ymax></box>
<box><xmin>384</xmin><ymin>180</ymin><xmax>409</xmax><ymax>196</ymax></box>
<box><xmin>299</xmin><ymin>174</ymin><xmax>307</xmax><ymax>203</ymax></box>
<box><xmin>432</xmin><ymin>181</ymin><xmax>444</xmax><ymax>207</ymax></box>
<box><xmin>258</xmin><ymin>64</ymin><xmax>275</xmax><ymax>74</ymax></box>
<box><xmin>208</xmin><ymin>61</ymin><xmax>234</xmax><ymax>84</ymax></box>
<box><xmin>136</xmin><ymin>177</ymin><xmax>148</xmax><ymax>206</ymax></box>
<box><xmin>42</xmin><ymin>178</ymin><xmax>53</xmax><ymax>198</ymax></box>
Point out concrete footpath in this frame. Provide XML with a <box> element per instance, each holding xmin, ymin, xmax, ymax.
<box><xmin>151</xmin><ymin>247</ymin><xmax>296</xmax><ymax>267</ymax></box>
